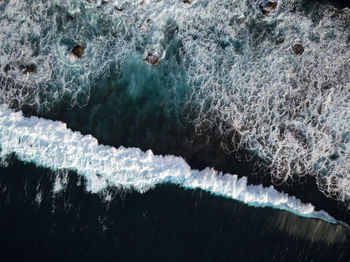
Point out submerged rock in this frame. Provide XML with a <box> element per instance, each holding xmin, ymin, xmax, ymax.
<box><xmin>144</xmin><ymin>53</ymin><xmax>159</xmax><ymax>65</ymax></box>
<box><xmin>67</xmin><ymin>14</ymin><xmax>75</xmax><ymax>21</ymax></box>
<box><xmin>71</xmin><ymin>45</ymin><xmax>83</xmax><ymax>58</ymax></box>
<box><xmin>292</xmin><ymin>44</ymin><xmax>304</xmax><ymax>55</ymax></box>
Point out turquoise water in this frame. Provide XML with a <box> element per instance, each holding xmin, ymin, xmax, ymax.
<box><xmin>2</xmin><ymin>0</ymin><xmax>350</xmax><ymax>203</ymax></box>
<box><xmin>1</xmin><ymin>0</ymin><xmax>350</xmax><ymax>260</ymax></box>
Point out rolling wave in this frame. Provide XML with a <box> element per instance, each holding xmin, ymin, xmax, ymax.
<box><xmin>0</xmin><ymin>0</ymin><xmax>349</xmax><ymax>210</ymax></box>
<box><xmin>0</xmin><ymin>105</ymin><xmax>336</xmax><ymax>223</ymax></box>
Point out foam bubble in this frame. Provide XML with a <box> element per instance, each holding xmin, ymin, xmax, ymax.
<box><xmin>0</xmin><ymin>105</ymin><xmax>336</xmax><ymax>223</ymax></box>
<box><xmin>1</xmin><ymin>0</ymin><xmax>350</xmax><ymax>207</ymax></box>
<box><xmin>179</xmin><ymin>1</ymin><xmax>350</xmax><ymax>205</ymax></box>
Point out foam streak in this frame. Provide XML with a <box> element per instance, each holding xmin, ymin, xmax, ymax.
<box><xmin>0</xmin><ymin>105</ymin><xmax>336</xmax><ymax>223</ymax></box>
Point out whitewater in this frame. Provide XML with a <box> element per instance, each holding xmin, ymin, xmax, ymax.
<box><xmin>1</xmin><ymin>0</ymin><xmax>350</xmax><ymax>207</ymax></box>
<box><xmin>0</xmin><ymin>105</ymin><xmax>336</xmax><ymax>223</ymax></box>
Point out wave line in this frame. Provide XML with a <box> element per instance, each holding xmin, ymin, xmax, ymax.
<box><xmin>0</xmin><ymin>105</ymin><xmax>336</xmax><ymax>223</ymax></box>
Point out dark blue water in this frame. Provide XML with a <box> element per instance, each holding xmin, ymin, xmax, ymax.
<box><xmin>0</xmin><ymin>158</ymin><xmax>349</xmax><ymax>262</ymax></box>
<box><xmin>1</xmin><ymin>0</ymin><xmax>350</xmax><ymax>261</ymax></box>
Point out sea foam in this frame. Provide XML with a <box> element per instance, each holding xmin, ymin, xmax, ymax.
<box><xmin>0</xmin><ymin>105</ymin><xmax>336</xmax><ymax>223</ymax></box>
<box><xmin>1</xmin><ymin>0</ymin><xmax>350</xmax><ymax>206</ymax></box>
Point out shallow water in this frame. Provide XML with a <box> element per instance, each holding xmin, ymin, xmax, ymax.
<box><xmin>2</xmin><ymin>0</ymin><xmax>350</xmax><ymax>202</ymax></box>
<box><xmin>1</xmin><ymin>0</ymin><xmax>350</xmax><ymax>260</ymax></box>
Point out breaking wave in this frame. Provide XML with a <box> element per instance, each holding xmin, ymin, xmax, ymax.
<box><xmin>0</xmin><ymin>105</ymin><xmax>336</xmax><ymax>223</ymax></box>
<box><xmin>0</xmin><ymin>0</ymin><xmax>350</xmax><ymax>207</ymax></box>
<box><xmin>186</xmin><ymin>1</ymin><xmax>350</xmax><ymax>206</ymax></box>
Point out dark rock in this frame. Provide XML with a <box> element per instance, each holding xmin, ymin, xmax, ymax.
<box><xmin>259</xmin><ymin>1</ymin><xmax>278</xmax><ymax>16</ymax></box>
<box><xmin>146</xmin><ymin>18</ymin><xmax>151</xmax><ymax>23</ymax></box>
<box><xmin>71</xmin><ymin>44</ymin><xmax>83</xmax><ymax>58</ymax></box>
<box><xmin>266</xmin><ymin>1</ymin><xmax>277</xmax><ymax>10</ymax></box>
<box><xmin>144</xmin><ymin>52</ymin><xmax>159</xmax><ymax>65</ymax></box>
<box><xmin>292</xmin><ymin>44</ymin><xmax>304</xmax><ymax>55</ymax></box>
<box><xmin>102</xmin><ymin>1</ymin><xmax>108</xmax><ymax>6</ymax></box>
<box><xmin>23</xmin><ymin>64</ymin><xmax>36</xmax><ymax>74</ymax></box>
<box><xmin>114</xmin><ymin>7</ymin><xmax>123</xmax><ymax>11</ymax></box>
<box><xmin>261</xmin><ymin>9</ymin><xmax>270</xmax><ymax>15</ymax></box>
<box><xmin>183</xmin><ymin>0</ymin><xmax>191</xmax><ymax>4</ymax></box>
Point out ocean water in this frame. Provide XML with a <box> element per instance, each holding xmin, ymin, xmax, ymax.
<box><xmin>0</xmin><ymin>159</ymin><xmax>349</xmax><ymax>261</ymax></box>
<box><xmin>0</xmin><ymin>0</ymin><xmax>350</xmax><ymax>261</ymax></box>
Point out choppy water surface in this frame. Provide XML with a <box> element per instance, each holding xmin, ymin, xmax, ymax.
<box><xmin>0</xmin><ymin>0</ymin><xmax>350</xmax><ymax>261</ymax></box>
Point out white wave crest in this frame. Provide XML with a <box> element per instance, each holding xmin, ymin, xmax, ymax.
<box><xmin>1</xmin><ymin>0</ymin><xmax>350</xmax><ymax>205</ymax></box>
<box><xmin>0</xmin><ymin>105</ymin><xmax>336</xmax><ymax>223</ymax></box>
